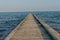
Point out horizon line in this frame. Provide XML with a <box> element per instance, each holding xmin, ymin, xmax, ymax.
<box><xmin>0</xmin><ymin>10</ymin><xmax>60</xmax><ymax>12</ymax></box>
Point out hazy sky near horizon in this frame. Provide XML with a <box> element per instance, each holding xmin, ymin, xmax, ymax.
<box><xmin>0</xmin><ymin>0</ymin><xmax>60</xmax><ymax>12</ymax></box>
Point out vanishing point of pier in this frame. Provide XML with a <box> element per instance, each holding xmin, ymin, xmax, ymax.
<box><xmin>5</xmin><ymin>13</ymin><xmax>60</xmax><ymax>40</ymax></box>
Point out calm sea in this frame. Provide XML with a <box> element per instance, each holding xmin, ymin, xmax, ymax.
<box><xmin>0</xmin><ymin>11</ymin><xmax>60</xmax><ymax>40</ymax></box>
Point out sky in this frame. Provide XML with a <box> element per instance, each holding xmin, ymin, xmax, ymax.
<box><xmin>0</xmin><ymin>0</ymin><xmax>60</xmax><ymax>12</ymax></box>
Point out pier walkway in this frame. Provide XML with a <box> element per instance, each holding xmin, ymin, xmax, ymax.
<box><xmin>5</xmin><ymin>14</ymin><xmax>60</xmax><ymax>40</ymax></box>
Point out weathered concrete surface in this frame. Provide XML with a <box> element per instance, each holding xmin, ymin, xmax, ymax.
<box><xmin>5</xmin><ymin>14</ymin><xmax>43</xmax><ymax>40</ymax></box>
<box><xmin>5</xmin><ymin>14</ymin><xmax>60</xmax><ymax>40</ymax></box>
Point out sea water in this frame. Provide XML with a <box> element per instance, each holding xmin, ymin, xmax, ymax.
<box><xmin>0</xmin><ymin>11</ymin><xmax>60</xmax><ymax>40</ymax></box>
<box><xmin>0</xmin><ymin>12</ymin><xmax>28</xmax><ymax>40</ymax></box>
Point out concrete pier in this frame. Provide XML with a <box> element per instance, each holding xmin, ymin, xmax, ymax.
<box><xmin>5</xmin><ymin>13</ymin><xmax>60</xmax><ymax>40</ymax></box>
<box><xmin>5</xmin><ymin>14</ymin><xmax>43</xmax><ymax>40</ymax></box>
